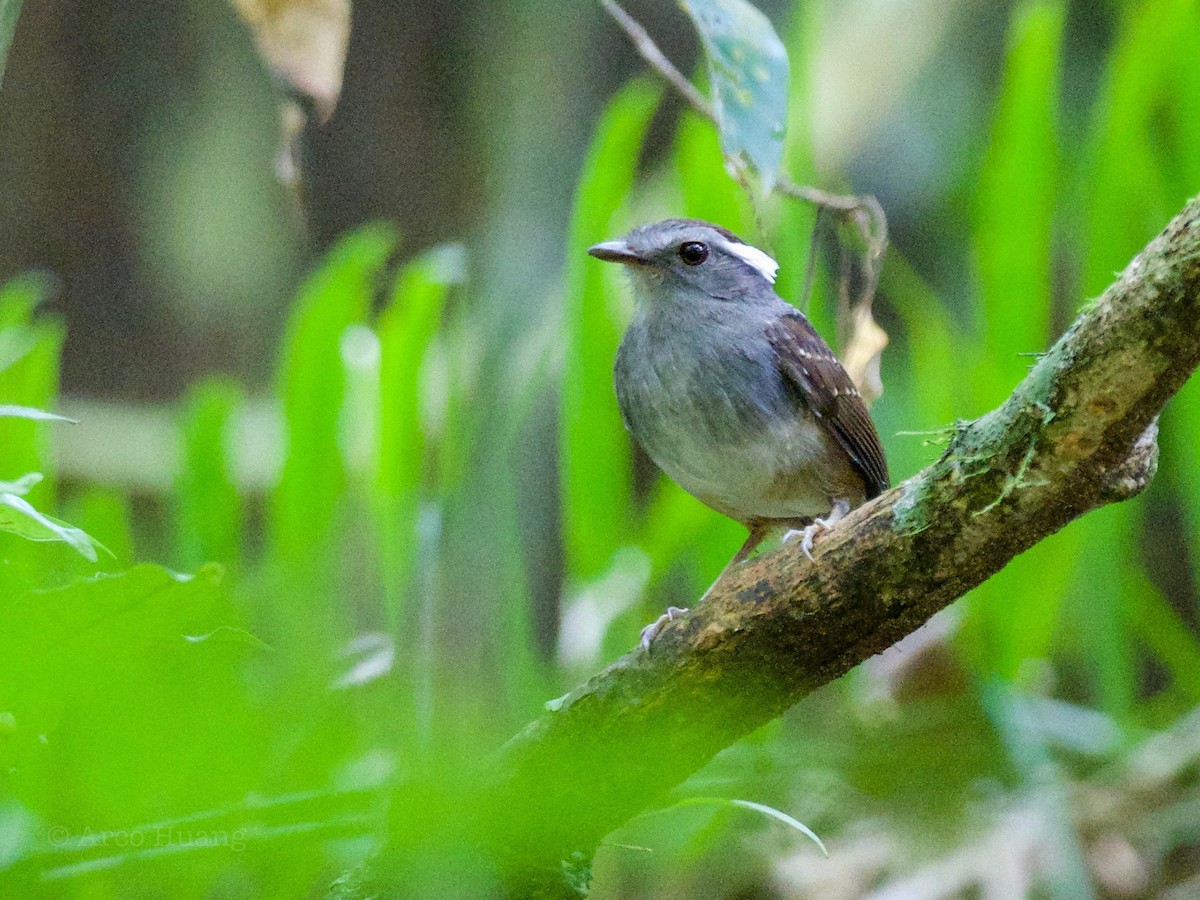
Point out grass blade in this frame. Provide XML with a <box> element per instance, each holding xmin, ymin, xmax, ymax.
<box><xmin>1083</xmin><ymin>0</ymin><xmax>1199</xmax><ymax>297</ymax></box>
<box><xmin>973</xmin><ymin>0</ymin><xmax>1063</xmax><ymax>395</ymax></box>
<box><xmin>560</xmin><ymin>79</ymin><xmax>659</xmax><ymax>580</ymax></box>
<box><xmin>375</xmin><ymin>246</ymin><xmax>458</xmax><ymax>629</ymax></box>
<box><xmin>271</xmin><ymin>225</ymin><xmax>396</xmax><ymax>567</ymax></box>
<box><xmin>651</xmin><ymin>795</ymin><xmax>827</xmax><ymax>857</ymax></box>
<box><xmin>175</xmin><ymin>377</ymin><xmax>244</xmax><ymax>572</ymax></box>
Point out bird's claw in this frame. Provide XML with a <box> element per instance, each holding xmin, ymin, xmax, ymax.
<box><xmin>640</xmin><ymin>606</ymin><xmax>689</xmax><ymax>650</ymax></box>
<box><xmin>784</xmin><ymin>517</ymin><xmax>833</xmax><ymax>562</ymax></box>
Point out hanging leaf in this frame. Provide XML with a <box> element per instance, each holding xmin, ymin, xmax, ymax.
<box><xmin>679</xmin><ymin>0</ymin><xmax>789</xmax><ymax>191</ymax></box>
<box><xmin>231</xmin><ymin>0</ymin><xmax>351</xmax><ymax>186</ymax></box>
<box><xmin>230</xmin><ymin>0</ymin><xmax>350</xmax><ymax>123</ymax></box>
<box><xmin>839</xmin><ymin>303</ymin><xmax>889</xmax><ymax>409</ymax></box>
<box><xmin>561</xmin><ymin>79</ymin><xmax>660</xmax><ymax>580</ymax></box>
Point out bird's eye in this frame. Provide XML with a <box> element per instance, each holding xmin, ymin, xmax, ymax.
<box><xmin>678</xmin><ymin>241</ymin><xmax>709</xmax><ymax>266</ymax></box>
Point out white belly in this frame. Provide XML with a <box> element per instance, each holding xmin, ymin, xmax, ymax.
<box><xmin>646</xmin><ymin>413</ymin><xmax>834</xmax><ymax>522</ymax></box>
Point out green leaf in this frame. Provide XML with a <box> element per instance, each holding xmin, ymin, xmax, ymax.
<box><xmin>1120</xmin><ymin>563</ymin><xmax>1200</xmax><ymax>707</ymax></box>
<box><xmin>634</xmin><ymin>480</ymin><xmax>744</xmax><ymax>614</ymax></box>
<box><xmin>1167</xmin><ymin>378</ymin><xmax>1200</xmax><ymax>607</ymax></box>
<box><xmin>376</xmin><ymin>249</ymin><xmax>461</xmax><ymax>496</ymax></box>
<box><xmin>0</xmin><ymin>564</ymin><xmax>261</xmax><ymax>843</ymax></box>
<box><xmin>1084</xmin><ymin>0</ymin><xmax>1200</xmax><ymax>296</ymax></box>
<box><xmin>679</xmin><ymin>0</ymin><xmax>789</xmax><ymax>191</ymax></box>
<box><xmin>877</xmin><ymin>255</ymin><xmax>960</xmax><ymax>476</ymax></box>
<box><xmin>0</xmin><ymin>281</ymin><xmax>68</xmax><ymax>588</ymax></box>
<box><xmin>175</xmin><ymin>377</ymin><xmax>243</xmax><ymax>571</ymax></box>
<box><xmin>0</xmin><ymin>492</ymin><xmax>104</xmax><ymax>561</ymax></box>
<box><xmin>561</xmin><ymin>79</ymin><xmax>660</xmax><ymax>579</ymax></box>
<box><xmin>960</xmin><ymin>525</ymin><xmax>1084</xmax><ymax>681</ymax></box>
<box><xmin>965</xmin><ymin>0</ymin><xmax>1075</xmax><ymax>675</ymax></box>
<box><xmin>1068</xmin><ymin>507</ymin><xmax>1138</xmax><ymax>721</ymax></box>
<box><xmin>0</xmin><ymin>0</ymin><xmax>21</xmax><ymax>90</ymax></box>
<box><xmin>271</xmin><ymin>225</ymin><xmax>397</xmax><ymax>567</ymax></box>
<box><xmin>374</xmin><ymin>246</ymin><xmax>458</xmax><ymax>625</ymax></box>
<box><xmin>675</xmin><ymin>110</ymin><xmax>753</xmax><ymax>234</ymax></box>
<box><xmin>973</xmin><ymin>0</ymin><xmax>1063</xmax><ymax>395</ymax></box>
<box><xmin>64</xmin><ymin>486</ymin><xmax>136</xmax><ymax>572</ymax></box>
<box><xmin>0</xmin><ymin>274</ymin><xmax>46</xmax><ymax>376</ymax></box>
<box><xmin>0</xmin><ymin>271</ymin><xmax>47</xmax><ymax>331</ymax></box>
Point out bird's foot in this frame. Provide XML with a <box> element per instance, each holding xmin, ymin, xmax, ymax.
<box><xmin>792</xmin><ymin>518</ymin><xmax>830</xmax><ymax>561</ymax></box>
<box><xmin>783</xmin><ymin>499</ymin><xmax>852</xmax><ymax>561</ymax></box>
<box><xmin>640</xmin><ymin>606</ymin><xmax>689</xmax><ymax>650</ymax></box>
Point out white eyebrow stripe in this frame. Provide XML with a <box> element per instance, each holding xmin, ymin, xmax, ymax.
<box><xmin>724</xmin><ymin>240</ymin><xmax>779</xmax><ymax>284</ymax></box>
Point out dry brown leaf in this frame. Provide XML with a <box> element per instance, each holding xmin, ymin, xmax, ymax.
<box><xmin>231</xmin><ymin>0</ymin><xmax>350</xmax><ymax>124</ymax></box>
<box><xmin>840</xmin><ymin>301</ymin><xmax>888</xmax><ymax>409</ymax></box>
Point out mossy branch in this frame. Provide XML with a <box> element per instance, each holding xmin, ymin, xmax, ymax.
<box><xmin>342</xmin><ymin>198</ymin><xmax>1200</xmax><ymax>897</ymax></box>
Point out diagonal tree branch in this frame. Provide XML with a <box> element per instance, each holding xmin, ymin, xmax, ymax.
<box><xmin>495</xmin><ymin>198</ymin><xmax>1199</xmax><ymax>889</ymax></box>
<box><xmin>341</xmin><ymin>200</ymin><xmax>1200</xmax><ymax>898</ymax></box>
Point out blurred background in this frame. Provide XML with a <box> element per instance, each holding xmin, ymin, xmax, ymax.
<box><xmin>1</xmin><ymin>0</ymin><xmax>1199</xmax><ymax>896</ymax></box>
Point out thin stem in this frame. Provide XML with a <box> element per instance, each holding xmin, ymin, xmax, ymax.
<box><xmin>837</xmin><ymin>235</ymin><xmax>852</xmax><ymax>348</ymax></box>
<box><xmin>799</xmin><ymin>205</ymin><xmax>823</xmax><ymax>314</ymax></box>
<box><xmin>599</xmin><ymin>0</ymin><xmax>889</xmax><ymax>263</ymax></box>
<box><xmin>600</xmin><ymin>0</ymin><xmax>714</xmax><ymax>119</ymax></box>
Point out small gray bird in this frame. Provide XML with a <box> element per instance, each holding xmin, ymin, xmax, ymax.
<box><xmin>588</xmin><ymin>219</ymin><xmax>889</xmax><ymax>646</ymax></box>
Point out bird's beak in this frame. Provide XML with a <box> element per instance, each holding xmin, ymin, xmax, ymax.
<box><xmin>587</xmin><ymin>240</ymin><xmax>646</xmax><ymax>266</ymax></box>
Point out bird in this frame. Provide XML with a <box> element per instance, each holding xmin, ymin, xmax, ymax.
<box><xmin>587</xmin><ymin>218</ymin><xmax>889</xmax><ymax>647</ymax></box>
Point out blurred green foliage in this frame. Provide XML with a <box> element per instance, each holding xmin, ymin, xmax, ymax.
<box><xmin>1</xmin><ymin>0</ymin><xmax>1200</xmax><ymax>897</ymax></box>
<box><xmin>0</xmin><ymin>1</ymin><xmax>19</xmax><ymax>90</ymax></box>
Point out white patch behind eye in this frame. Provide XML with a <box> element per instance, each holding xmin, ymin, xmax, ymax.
<box><xmin>724</xmin><ymin>241</ymin><xmax>779</xmax><ymax>284</ymax></box>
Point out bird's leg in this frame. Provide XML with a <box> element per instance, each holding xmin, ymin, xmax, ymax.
<box><xmin>728</xmin><ymin>521</ymin><xmax>773</xmax><ymax>568</ymax></box>
<box><xmin>783</xmin><ymin>498</ymin><xmax>851</xmax><ymax>561</ymax></box>
<box><xmin>639</xmin><ymin>522</ymin><xmax>771</xmax><ymax>650</ymax></box>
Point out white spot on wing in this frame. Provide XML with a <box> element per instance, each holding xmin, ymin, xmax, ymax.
<box><xmin>725</xmin><ymin>241</ymin><xmax>779</xmax><ymax>284</ymax></box>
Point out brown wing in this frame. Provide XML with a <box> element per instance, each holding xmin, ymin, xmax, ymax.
<box><xmin>766</xmin><ymin>312</ymin><xmax>889</xmax><ymax>498</ymax></box>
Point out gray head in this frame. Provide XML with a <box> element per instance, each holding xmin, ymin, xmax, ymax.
<box><xmin>588</xmin><ymin>219</ymin><xmax>779</xmax><ymax>302</ymax></box>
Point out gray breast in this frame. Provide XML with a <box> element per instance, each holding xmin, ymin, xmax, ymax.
<box><xmin>613</xmin><ymin>309</ymin><xmax>833</xmax><ymax>522</ymax></box>
<box><xmin>615</xmin><ymin>313</ymin><xmax>781</xmax><ymax>445</ymax></box>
